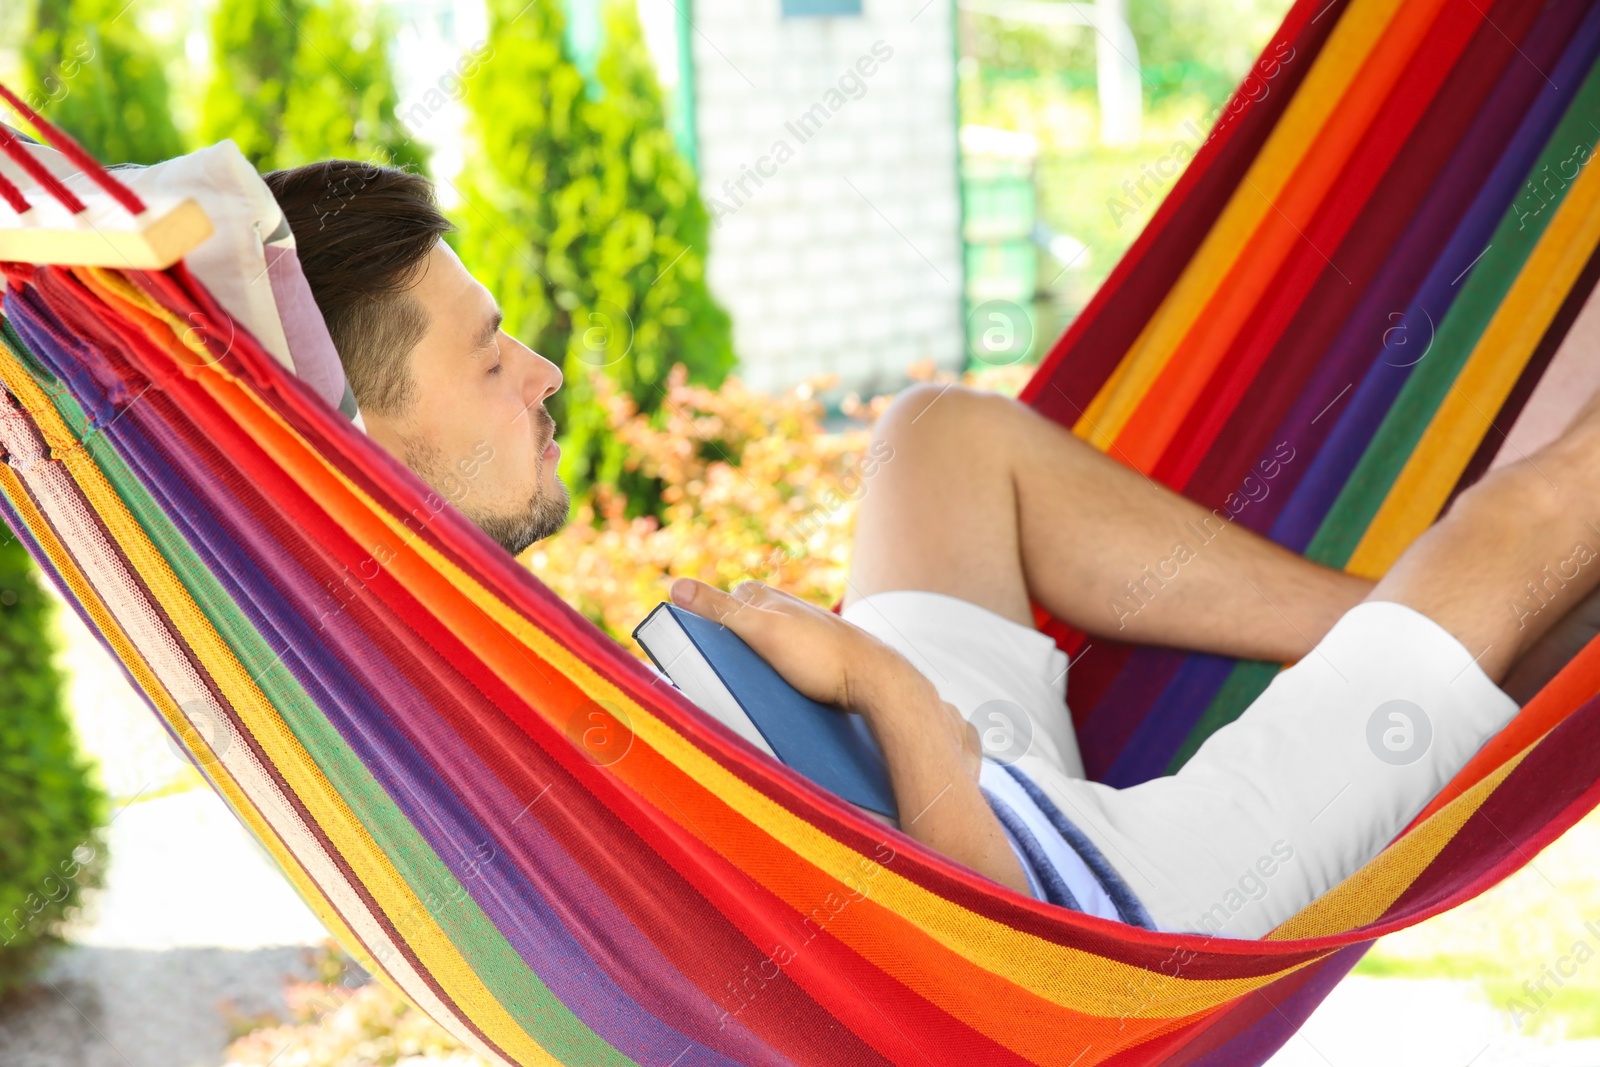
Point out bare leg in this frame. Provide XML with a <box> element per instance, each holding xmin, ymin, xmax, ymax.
<box><xmin>1366</xmin><ymin>388</ymin><xmax>1600</xmax><ymax>685</ymax></box>
<box><xmin>846</xmin><ymin>384</ymin><xmax>1373</xmax><ymax>664</ymax></box>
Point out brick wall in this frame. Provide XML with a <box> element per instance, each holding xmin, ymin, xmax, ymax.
<box><xmin>689</xmin><ymin>0</ymin><xmax>963</xmax><ymax>395</ymax></box>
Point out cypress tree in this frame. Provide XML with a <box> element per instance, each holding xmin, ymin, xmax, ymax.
<box><xmin>454</xmin><ymin>0</ymin><xmax>605</xmax><ymax>488</ymax></box>
<box><xmin>281</xmin><ymin>0</ymin><xmax>427</xmax><ymax>170</ymax></box>
<box><xmin>457</xmin><ymin>0</ymin><xmax>734</xmax><ymax>508</ymax></box>
<box><xmin>0</xmin><ymin>530</ymin><xmax>106</xmax><ymax>997</ymax></box>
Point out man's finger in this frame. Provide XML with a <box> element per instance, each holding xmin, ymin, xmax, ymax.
<box><xmin>671</xmin><ymin>578</ymin><xmax>756</xmax><ymax>629</ymax></box>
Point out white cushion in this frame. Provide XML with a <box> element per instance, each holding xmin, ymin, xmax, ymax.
<box><xmin>2</xmin><ymin>137</ymin><xmax>360</xmax><ymax>427</ymax></box>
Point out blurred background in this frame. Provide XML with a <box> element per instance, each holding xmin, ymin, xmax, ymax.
<box><xmin>1</xmin><ymin>0</ymin><xmax>1599</xmax><ymax>1064</ymax></box>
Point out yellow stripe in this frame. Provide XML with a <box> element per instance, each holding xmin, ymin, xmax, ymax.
<box><xmin>0</xmin><ymin>332</ymin><xmax>563</xmax><ymax>1067</ymax></box>
<box><xmin>1079</xmin><ymin>0</ymin><xmax>1410</xmax><ymax>447</ymax></box>
<box><xmin>1269</xmin><ymin>747</ymin><xmax>1529</xmax><ymax>939</ymax></box>
<box><xmin>1347</xmin><ymin>146</ymin><xmax>1600</xmax><ymax>577</ymax></box>
<box><xmin>79</xmin><ymin>279</ymin><xmax>1331</xmax><ymax>1018</ymax></box>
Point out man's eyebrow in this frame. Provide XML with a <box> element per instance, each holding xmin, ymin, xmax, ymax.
<box><xmin>473</xmin><ymin>309</ymin><xmax>504</xmax><ymax>352</ymax></box>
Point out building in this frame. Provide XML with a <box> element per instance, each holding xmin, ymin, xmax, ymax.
<box><xmin>682</xmin><ymin>0</ymin><xmax>965</xmax><ymax>394</ymax></box>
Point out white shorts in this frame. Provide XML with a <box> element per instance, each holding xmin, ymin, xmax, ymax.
<box><xmin>839</xmin><ymin>591</ymin><xmax>1520</xmax><ymax>939</ymax></box>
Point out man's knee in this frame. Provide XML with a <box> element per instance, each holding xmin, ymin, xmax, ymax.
<box><xmin>877</xmin><ymin>382</ymin><xmax>968</xmax><ymax>436</ymax></box>
<box><xmin>873</xmin><ymin>383</ymin><xmax>1014</xmax><ymax>453</ymax></box>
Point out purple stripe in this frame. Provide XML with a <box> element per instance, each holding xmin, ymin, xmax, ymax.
<box><xmin>1183</xmin><ymin>943</ymin><xmax>1369</xmax><ymax>1067</ymax></box>
<box><xmin>1102</xmin><ymin>655</ymin><xmax>1237</xmax><ymax>786</ymax></box>
<box><xmin>1075</xmin><ymin>646</ymin><xmax>1188</xmax><ymax>784</ymax></box>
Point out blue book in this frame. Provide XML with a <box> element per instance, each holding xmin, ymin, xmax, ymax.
<box><xmin>633</xmin><ymin>602</ymin><xmax>898</xmax><ymax>819</ymax></box>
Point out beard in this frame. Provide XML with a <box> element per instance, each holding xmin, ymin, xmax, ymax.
<box><xmin>466</xmin><ymin>481</ymin><xmax>570</xmax><ymax>557</ymax></box>
<box><xmin>402</xmin><ymin>410</ymin><xmax>571</xmax><ymax>556</ymax></box>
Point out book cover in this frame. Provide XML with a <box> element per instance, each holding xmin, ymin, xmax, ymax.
<box><xmin>634</xmin><ymin>602</ymin><xmax>898</xmax><ymax>818</ymax></box>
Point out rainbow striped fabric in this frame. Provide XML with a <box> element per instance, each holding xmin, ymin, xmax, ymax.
<box><xmin>3</xmin><ymin>0</ymin><xmax>1600</xmax><ymax>1061</ymax></box>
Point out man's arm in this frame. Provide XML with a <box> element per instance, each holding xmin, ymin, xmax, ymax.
<box><xmin>669</xmin><ymin>578</ymin><xmax>1030</xmax><ymax>896</ymax></box>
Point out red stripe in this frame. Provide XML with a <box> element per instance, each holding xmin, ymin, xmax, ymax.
<box><xmin>1378</xmin><ymin>694</ymin><xmax>1600</xmax><ymax>927</ymax></box>
<box><xmin>1172</xmin><ymin>0</ymin><xmax>1551</xmax><ymax>508</ymax></box>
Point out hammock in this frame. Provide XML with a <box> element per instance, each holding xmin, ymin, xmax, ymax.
<box><xmin>2</xmin><ymin>0</ymin><xmax>1600</xmax><ymax>1057</ymax></box>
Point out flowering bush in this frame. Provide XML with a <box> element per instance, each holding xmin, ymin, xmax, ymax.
<box><xmin>530</xmin><ymin>367</ymin><xmax>871</xmax><ymax>652</ymax></box>
<box><xmin>222</xmin><ymin>943</ymin><xmax>491</xmax><ymax>1067</ymax></box>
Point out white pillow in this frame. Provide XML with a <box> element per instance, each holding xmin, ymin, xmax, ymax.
<box><xmin>2</xmin><ymin>136</ymin><xmax>362</xmax><ymax>429</ymax></box>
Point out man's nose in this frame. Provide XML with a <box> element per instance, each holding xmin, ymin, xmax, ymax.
<box><xmin>504</xmin><ymin>331</ymin><xmax>562</xmax><ymax>405</ymax></box>
<box><xmin>528</xmin><ymin>350</ymin><xmax>562</xmax><ymax>405</ymax></box>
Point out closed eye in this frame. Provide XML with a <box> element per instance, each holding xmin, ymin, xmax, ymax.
<box><xmin>480</xmin><ymin>329</ymin><xmax>503</xmax><ymax>376</ymax></box>
<box><xmin>474</xmin><ymin>310</ymin><xmax>505</xmax><ymax>371</ymax></box>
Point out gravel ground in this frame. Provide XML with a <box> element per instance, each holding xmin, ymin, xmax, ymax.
<box><xmin>0</xmin><ymin>783</ymin><xmax>330</xmax><ymax>1067</ymax></box>
<box><xmin>0</xmin><ymin>944</ymin><xmax>321</xmax><ymax>1067</ymax></box>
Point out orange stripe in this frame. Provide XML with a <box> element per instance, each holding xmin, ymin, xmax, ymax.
<box><xmin>76</xmin><ymin>270</ymin><xmax>1331</xmax><ymax>1053</ymax></box>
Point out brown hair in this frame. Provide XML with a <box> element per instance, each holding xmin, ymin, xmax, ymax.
<box><xmin>262</xmin><ymin>161</ymin><xmax>454</xmax><ymax>416</ymax></box>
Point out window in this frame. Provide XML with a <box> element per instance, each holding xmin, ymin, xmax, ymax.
<box><xmin>781</xmin><ymin>0</ymin><xmax>863</xmax><ymax>15</ymax></box>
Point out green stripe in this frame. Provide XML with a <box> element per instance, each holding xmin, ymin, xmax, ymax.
<box><xmin>0</xmin><ymin>325</ymin><xmax>636</xmax><ymax>1066</ymax></box>
<box><xmin>1307</xmin><ymin>60</ymin><xmax>1600</xmax><ymax>568</ymax></box>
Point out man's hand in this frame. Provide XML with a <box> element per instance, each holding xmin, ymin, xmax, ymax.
<box><xmin>668</xmin><ymin>577</ymin><xmax>917</xmax><ymax>714</ymax></box>
<box><xmin>668</xmin><ymin>578</ymin><xmax>1028</xmax><ymax>895</ymax></box>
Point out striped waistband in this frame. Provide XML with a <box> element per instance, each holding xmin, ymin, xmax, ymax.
<box><xmin>978</xmin><ymin>759</ymin><xmax>1155</xmax><ymax>929</ymax></box>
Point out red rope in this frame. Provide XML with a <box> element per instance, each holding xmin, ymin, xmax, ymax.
<box><xmin>0</xmin><ymin>81</ymin><xmax>146</xmax><ymax>216</ymax></box>
<box><xmin>0</xmin><ymin>169</ymin><xmax>30</xmax><ymax>214</ymax></box>
<box><xmin>0</xmin><ymin>123</ymin><xmax>85</xmax><ymax>214</ymax></box>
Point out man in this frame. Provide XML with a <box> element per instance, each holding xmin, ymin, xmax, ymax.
<box><xmin>266</xmin><ymin>160</ymin><xmax>1597</xmax><ymax>938</ymax></box>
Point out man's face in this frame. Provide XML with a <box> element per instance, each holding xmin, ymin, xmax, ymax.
<box><xmin>363</xmin><ymin>241</ymin><xmax>569</xmax><ymax>555</ymax></box>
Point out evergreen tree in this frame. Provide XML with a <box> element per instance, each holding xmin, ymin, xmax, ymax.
<box><xmin>23</xmin><ymin>0</ymin><xmax>185</xmax><ymax>165</ymax></box>
<box><xmin>457</xmin><ymin>0</ymin><xmax>735</xmax><ymax>506</ymax></box>
<box><xmin>280</xmin><ymin>0</ymin><xmax>428</xmax><ymax>170</ymax></box>
<box><xmin>200</xmin><ymin>0</ymin><xmax>425</xmax><ymax>171</ymax></box>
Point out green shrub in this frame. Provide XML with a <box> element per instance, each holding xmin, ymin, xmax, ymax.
<box><xmin>0</xmin><ymin>533</ymin><xmax>106</xmax><ymax>999</ymax></box>
<box><xmin>456</xmin><ymin>0</ymin><xmax>735</xmax><ymax>514</ymax></box>
<box><xmin>199</xmin><ymin>0</ymin><xmax>426</xmax><ymax>172</ymax></box>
